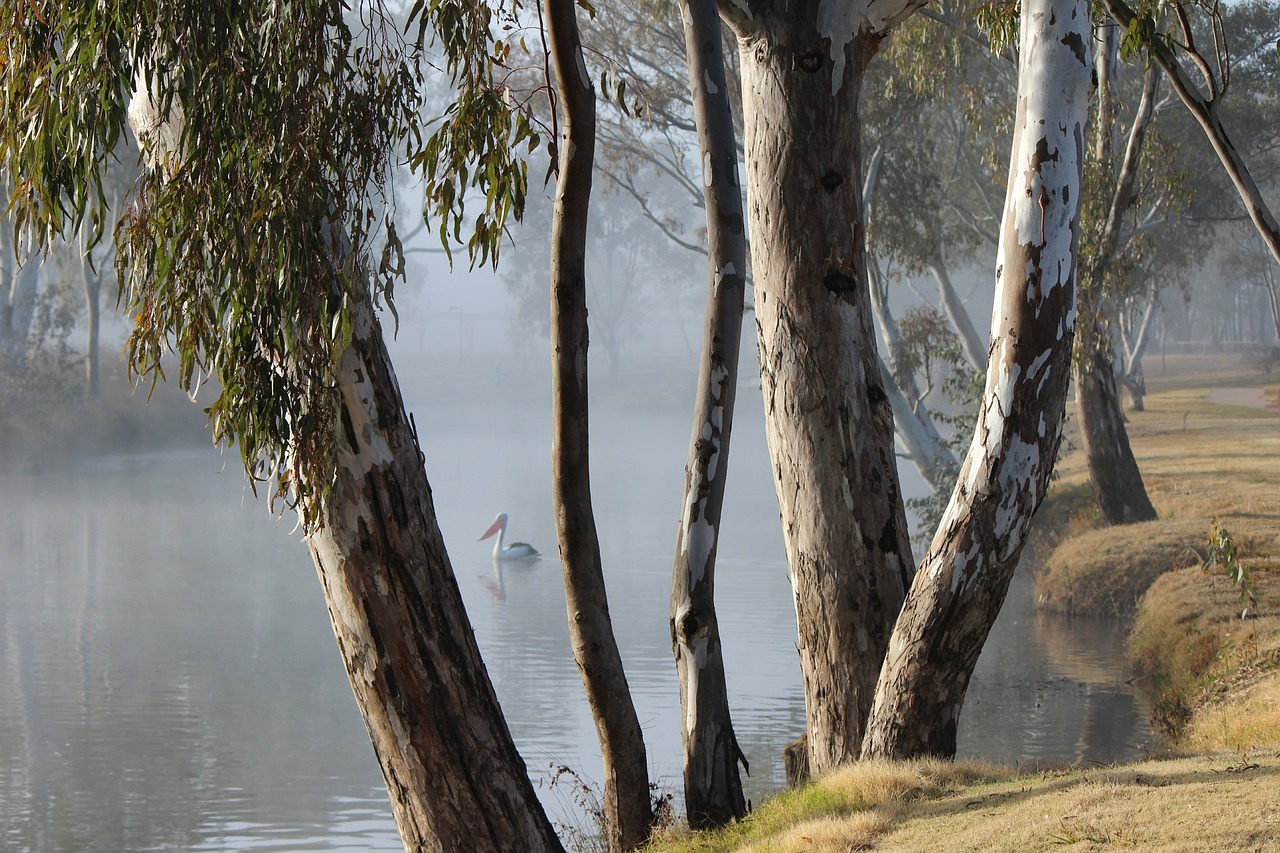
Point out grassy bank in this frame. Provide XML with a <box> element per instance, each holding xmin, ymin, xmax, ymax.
<box><xmin>1036</xmin><ymin>358</ymin><xmax>1280</xmax><ymax>617</ymax></box>
<box><xmin>645</xmin><ymin>356</ymin><xmax>1280</xmax><ymax>851</ymax></box>
<box><xmin>645</xmin><ymin>752</ymin><xmax>1280</xmax><ymax>851</ymax></box>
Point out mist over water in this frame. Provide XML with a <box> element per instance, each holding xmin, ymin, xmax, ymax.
<box><xmin>0</xmin><ymin>324</ymin><xmax>1152</xmax><ymax>850</ymax></box>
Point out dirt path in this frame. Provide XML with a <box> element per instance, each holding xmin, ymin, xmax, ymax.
<box><xmin>1206</xmin><ymin>385</ymin><xmax>1280</xmax><ymax>410</ymax></box>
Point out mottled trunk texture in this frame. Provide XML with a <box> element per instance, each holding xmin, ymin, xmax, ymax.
<box><xmin>307</xmin><ymin>303</ymin><xmax>566</xmax><ymax>852</ymax></box>
<box><xmin>670</xmin><ymin>0</ymin><xmax>749</xmax><ymax>828</ymax></box>
<box><xmin>861</xmin><ymin>0</ymin><xmax>1091</xmax><ymax>759</ymax></box>
<box><xmin>128</xmin><ymin>72</ymin><xmax>564</xmax><ymax>853</ymax></box>
<box><xmin>546</xmin><ymin>0</ymin><xmax>653</xmax><ymax>848</ymax></box>
<box><xmin>732</xmin><ymin>3</ymin><xmax>918</xmax><ymax>774</ymax></box>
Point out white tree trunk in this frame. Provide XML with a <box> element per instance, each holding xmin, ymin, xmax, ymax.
<box><xmin>861</xmin><ymin>0</ymin><xmax>1091</xmax><ymax>759</ymax></box>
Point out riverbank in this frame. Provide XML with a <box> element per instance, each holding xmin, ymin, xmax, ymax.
<box><xmin>644</xmin><ymin>356</ymin><xmax>1280</xmax><ymax>851</ymax></box>
<box><xmin>645</xmin><ymin>752</ymin><xmax>1280</xmax><ymax>851</ymax></box>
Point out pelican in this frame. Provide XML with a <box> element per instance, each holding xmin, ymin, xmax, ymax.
<box><xmin>478</xmin><ymin>512</ymin><xmax>540</xmax><ymax>561</ymax></box>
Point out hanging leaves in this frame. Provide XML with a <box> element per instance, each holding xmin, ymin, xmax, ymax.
<box><xmin>0</xmin><ymin>0</ymin><xmax>542</xmax><ymax>528</ymax></box>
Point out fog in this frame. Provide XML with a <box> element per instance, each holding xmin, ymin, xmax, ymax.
<box><xmin>0</xmin><ymin>214</ymin><xmax>1168</xmax><ymax>851</ymax></box>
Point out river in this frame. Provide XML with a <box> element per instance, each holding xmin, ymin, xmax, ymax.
<box><xmin>0</xmin><ymin>361</ymin><xmax>1153</xmax><ymax>851</ymax></box>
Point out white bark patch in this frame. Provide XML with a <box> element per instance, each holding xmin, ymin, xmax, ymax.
<box><xmin>816</xmin><ymin>0</ymin><xmax>857</xmax><ymax>97</ymax></box>
<box><xmin>703</xmin><ymin>151</ymin><xmax>714</xmax><ymax>188</ymax></box>
<box><xmin>336</xmin><ymin>346</ymin><xmax>393</xmax><ymax>468</ymax></box>
<box><xmin>703</xmin><ymin>70</ymin><xmax>719</xmax><ymax>95</ymax></box>
<box><xmin>678</xmin><ymin>628</ymin><xmax>710</xmax><ymax>736</ymax></box>
<box><xmin>127</xmin><ymin>70</ymin><xmax>185</xmax><ymax>172</ymax></box>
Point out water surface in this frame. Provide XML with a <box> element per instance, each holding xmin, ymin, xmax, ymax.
<box><xmin>0</xmin><ymin>365</ymin><xmax>1153</xmax><ymax>850</ymax></box>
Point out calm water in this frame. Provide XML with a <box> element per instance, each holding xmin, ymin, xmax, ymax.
<box><xmin>0</xmin><ymin>363</ymin><xmax>1152</xmax><ymax>851</ymax></box>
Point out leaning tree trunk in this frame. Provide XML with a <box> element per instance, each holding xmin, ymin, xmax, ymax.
<box><xmin>861</xmin><ymin>0</ymin><xmax>1091</xmax><ymax>759</ymax></box>
<box><xmin>545</xmin><ymin>0</ymin><xmax>653</xmax><ymax>848</ymax></box>
<box><xmin>1074</xmin><ymin>62</ymin><xmax>1159</xmax><ymax>525</ymax></box>
<box><xmin>128</xmin><ymin>74</ymin><xmax>564</xmax><ymax>853</ymax></box>
<box><xmin>724</xmin><ymin>0</ymin><xmax>921</xmax><ymax>775</ymax></box>
<box><xmin>1102</xmin><ymin>0</ymin><xmax>1280</xmax><ymax>273</ymax></box>
<box><xmin>308</xmin><ymin>302</ymin><xmax>566</xmax><ymax>853</ymax></box>
<box><xmin>669</xmin><ymin>0</ymin><xmax>749</xmax><ymax>828</ymax></box>
<box><xmin>1075</xmin><ymin>309</ymin><xmax>1157</xmax><ymax>525</ymax></box>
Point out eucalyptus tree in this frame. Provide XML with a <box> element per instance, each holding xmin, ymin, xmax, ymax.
<box><xmin>1103</xmin><ymin>0</ymin><xmax>1280</xmax><ymax>282</ymax></box>
<box><xmin>862</xmin><ymin>0</ymin><xmax>1092</xmax><ymax>758</ymax></box>
<box><xmin>0</xmin><ymin>3</ymin><xmax>565</xmax><ymax>851</ymax></box>
<box><xmin>543</xmin><ymin>0</ymin><xmax>656</xmax><ymax>846</ymax></box>
<box><xmin>668</xmin><ymin>0</ymin><xmax>751</xmax><ymax>827</ymax></box>
<box><xmin>710</xmin><ymin>0</ymin><xmax>928</xmax><ymax>777</ymax></box>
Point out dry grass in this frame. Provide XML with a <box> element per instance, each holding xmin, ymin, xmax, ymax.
<box><xmin>644</xmin><ymin>760</ymin><xmax>1001</xmax><ymax>853</ymax></box>
<box><xmin>878</xmin><ymin>752</ymin><xmax>1280</xmax><ymax>852</ymax></box>
<box><xmin>1035</xmin><ymin>370</ymin><xmax>1280</xmax><ymax>618</ymax></box>
<box><xmin>645</xmin><ymin>753</ymin><xmax>1280</xmax><ymax>852</ymax></box>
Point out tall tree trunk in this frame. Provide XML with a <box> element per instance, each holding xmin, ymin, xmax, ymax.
<box><xmin>1074</xmin><ymin>62</ymin><xmax>1159</xmax><ymax>525</ymax></box>
<box><xmin>861</xmin><ymin>0</ymin><xmax>1090</xmax><ymax>758</ymax></box>
<box><xmin>869</xmin><ymin>256</ymin><xmax>960</xmax><ymax>498</ymax></box>
<box><xmin>726</xmin><ymin>0</ymin><xmax>920</xmax><ymax>774</ymax></box>
<box><xmin>545</xmin><ymin>1</ymin><xmax>653</xmax><ymax>848</ymax></box>
<box><xmin>670</xmin><ymin>0</ymin><xmax>749</xmax><ymax>828</ymax></box>
<box><xmin>928</xmin><ymin>252</ymin><xmax>987</xmax><ymax>373</ymax></box>
<box><xmin>3</xmin><ymin>252</ymin><xmax>41</xmax><ymax>356</ymax></box>
<box><xmin>128</xmin><ymin>72</ymin><xmax>565</xmax><ymax>853</ymax></box>
<box><xmin>0</xmin><ymin>224</ymin><xmax>12</xmax><ymax>346</ymax></box>
<box><xmin>308</xmin><ymin>301</ymin><xmax>566</xmax><ymax>853</ymax></box>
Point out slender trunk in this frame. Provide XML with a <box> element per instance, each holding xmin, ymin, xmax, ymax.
<box><xmin>82</xmin><ymin>261</ymin><xmax>101</xmax><ymax>396</ymax></box>
<box><xmin>4</xmin><ymin>253</ymin><xmax>41</xmax><ymax>356</ymax></box>
<box><xmin>928</xmin><ymin>254</ymin><xmax>986</xmax><ymax>373</ymax></box>
<box><xmin>308</xmin><ymin>301</ymin><xmax>565</xmax><ymax>853</ymax></box>
<box><xmin>1102</xmin><ymin>0</ymin><xmax>1280</xmax><ymax>271</ymax></box>
<box><xmin>0</xmin><ymin>225</ymin><xmax>12</xmax><ymax>346</ymax></box>
<box><xmin>670</xmin><ymin>0</ymin><xmax>748</xmax><ymax>827</ymax></box>
<box><xmin>1074</xmin><ymin>60</ymin><xmax>1158</xmax><ymax>524</ymax></box>
<box><xmin>545</xmin><ymin>1</ymin><xmax>653</xmax><ymax>848</ymax></box>
<box><xmin>869</xmin><ymin>257</ymin><xmax>960</xmax><ymax>496</ymax></box>
<box><xmin>861</xmin><ymin>0</ymin><xmax>1091</xmax><ymax>758</ymax></box>
<box><xmin>736</xmin><ymin>16</ymin><xmax>915</xmax><ymax>775</ymax></box>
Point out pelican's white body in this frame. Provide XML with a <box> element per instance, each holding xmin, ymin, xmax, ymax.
<box><xmin>478</xmin><ymin>513</ymin><xmax>540</xmax><ymax>561</ymax></box>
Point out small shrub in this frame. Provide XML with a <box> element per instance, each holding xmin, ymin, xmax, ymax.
<box><xmin>1201</xmin><ymin>517</ymin><xmax>1258</xmax><ymax>619</ymax></box>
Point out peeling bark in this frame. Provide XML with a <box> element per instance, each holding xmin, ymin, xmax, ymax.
<box><xmin>308</xmin><ymin>304</ymin><xmax>565</xmax><ymax>852</ymax></box>
<box><xmin>545</xmin><ymin>0</ymin><xmax>654</xmax><ymax>848</ymax></box>
<box><xmin>128</xmin><ymin>69</ymin><xmax>565</xmax><ymax>853</ymax></box>
<box><xmin>730</xmin><ymin>1</ymin><xmax>918</xmax><ymax>773</ymax></box>
<box><xmin>669</xmin><ymin>0</ymin><xmax>749</xmax><ymax>828</ymax></box>
<box><xmin>861</xmin><ymin>0</ymin><xmax>1091</xmax><ymax>759</ymax></box>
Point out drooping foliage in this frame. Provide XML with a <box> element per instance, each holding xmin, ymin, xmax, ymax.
<box><xmin>0</xmin><ymin>0</ymin><xmax>539</xmax><ymax>527</ymax></box>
